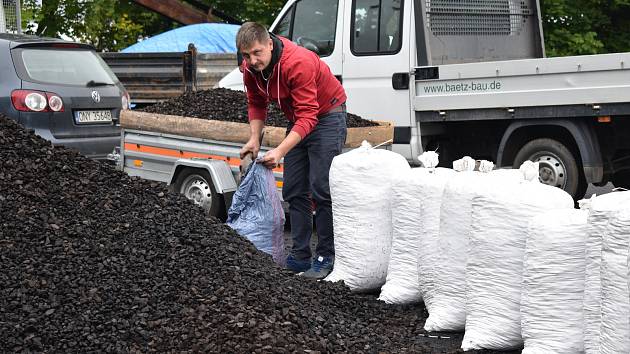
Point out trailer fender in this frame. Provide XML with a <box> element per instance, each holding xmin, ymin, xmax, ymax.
<box><xmin>497</xmin><ymin>119</ymin><xmax>603</xmax><ymax>184</ymax></box>
<box><xmin>169</xmin><ymin>158</ymin><xmax>238</xmax><ymax>194</ymax></box>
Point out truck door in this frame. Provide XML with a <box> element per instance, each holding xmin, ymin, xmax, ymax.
<box><xmin>271</xmin><ymin>0</ymin><xmax>344</xmax><ymax>78</ymax></box>
<box><xmin>341</xmin><ymin>0</ymin><xmax>413</xmax><ymax>158</ymax></box>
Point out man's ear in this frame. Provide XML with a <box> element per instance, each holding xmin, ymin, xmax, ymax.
<box><xmin>268</xmin><ymin>37</ymin><xmax>273</xmax><ymax>49</ymax></box>
<box><xmin>237</xmin><ymin>51</ymin><xmax>243</xmax><ymax>66</ymax></box>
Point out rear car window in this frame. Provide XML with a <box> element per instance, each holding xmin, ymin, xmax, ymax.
<box><xmin>11</xmin><ymin>48</ymin><xmax>119</xmax><ymax>86</ymax></box>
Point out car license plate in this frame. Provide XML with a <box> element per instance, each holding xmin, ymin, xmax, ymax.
<box><xmin>76</xmin><ymin>110</ymin><xmax>113</xmax><ymax>124</ymax></box>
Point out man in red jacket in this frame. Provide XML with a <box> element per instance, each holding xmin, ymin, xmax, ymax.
<box><xmin>237</xmin><ymin>22</ymin><xmax>347</xmax><ymax>279</ymax></box>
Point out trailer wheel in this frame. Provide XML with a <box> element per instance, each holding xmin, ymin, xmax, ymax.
<box><xmin>513</xmin><ymin>138</ymin><xmax>586</xmax><ymax>198</ymax></box>
<box><xmin>173</xmin><ymin>168</ymin><xmax>224</xmax><ymax>218</ymax></box>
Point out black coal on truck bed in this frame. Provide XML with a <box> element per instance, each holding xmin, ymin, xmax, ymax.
<box><xmin>140</xmin><ymin>88</ymin><xmax>378</xmax><ymax>128</ymax></box>
<box><xmin>0</xmin><ymin>114</ymin><xmax>517</xmax><ymax>353</ymax></box>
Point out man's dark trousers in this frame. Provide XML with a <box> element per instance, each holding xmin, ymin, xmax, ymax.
<box><xmin>283</xmin><ymin>111</ymin><xmax>347</xmax><ymax>261</ymax></box>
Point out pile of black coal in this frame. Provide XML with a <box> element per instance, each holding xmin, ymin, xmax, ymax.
<box><xmin>0</xmin><ymin>114</ymin><xmax>516</xmax><ymax>353</ymax></box>
<box><xmin>140</xmin><ymin>88</ymin><xmax>378</xmax><ymax>128</ymax></box>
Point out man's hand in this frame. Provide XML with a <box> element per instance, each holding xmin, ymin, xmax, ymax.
<box><xmin>259</xmin><ymin>131</ymin><xmax>302</xmax><ymax>169</ymax></box>
<box><xmin>260</xmin><ymin>148</ymin><xmax>284</xmax><ymax>169</ymax></box>
<box><xmin>240</xmin><ymin>138</ymin><xmax>260</xmax><ymax>159</ymax></box>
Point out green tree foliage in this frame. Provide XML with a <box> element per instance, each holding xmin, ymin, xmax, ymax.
<box><xmin>541</xmin><ymin>0</ymin><xmax>630</xmax><ymax>56</ymax></box>
<box><xmin>20</xmin><ymin>0</ymin><xmax>285</xmax><ymax>52</ymax></box>
<box><xmin>22</xmin><ymin>0</ymin><xmax>179</xmax><ymax>52</ymax></box>
<box><xmin>198</xmin><ymin>0</ymin><xmax>286</xmax><ymax>26</ymax></box>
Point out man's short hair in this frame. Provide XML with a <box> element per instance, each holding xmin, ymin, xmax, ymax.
<box><xmin>236</xmin><ymin>22</ymin><xmax>270</xmax><ymax>50</ymax></box>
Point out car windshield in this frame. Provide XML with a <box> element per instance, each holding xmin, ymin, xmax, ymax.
<box><xmin>16</xmin><ymin>48</ymin><xmax>119</xmax><ymax>86</ymax></box>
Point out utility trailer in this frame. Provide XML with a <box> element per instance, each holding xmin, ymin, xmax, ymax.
<box><xmin>112</xmin><ymin>110</ymin><xmax>394</xmax><ymax>219</ymax></box>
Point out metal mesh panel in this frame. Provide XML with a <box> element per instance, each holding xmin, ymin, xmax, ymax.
<box><xmin>1</xmin><ymin>0</ymin><xmax>21</xmax><ymax>34</ymax></box>
<box><xmin>426</xmin><ymin>0</ymin><xmax>532</xmax><ymax>36</ymax></box>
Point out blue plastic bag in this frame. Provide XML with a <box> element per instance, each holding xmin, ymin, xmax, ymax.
<box><xmin>227</xmin><ymin>162</ymin><xmax>285</xmax><ymax>266</ymax></box>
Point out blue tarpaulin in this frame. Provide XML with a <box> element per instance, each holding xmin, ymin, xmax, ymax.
<box><xmin>121</xmin><ymin>23</ymin><xmax>239</xmax><ymax>53</ymax></box>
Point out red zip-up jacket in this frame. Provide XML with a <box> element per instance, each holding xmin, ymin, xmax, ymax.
<box><xmin>242</xmin><ymin>36</ymin><xmax>347</xmax><ymax>139</ymax></box>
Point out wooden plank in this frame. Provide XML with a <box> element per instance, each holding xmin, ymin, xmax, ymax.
<box><xmin>345</xmin><ymin>121</ymin><xmax>394</xmax><ymax>148</ymax></box>
<box><xmin>120</xmin><ymin>110</ymin><xmax>252</xmax><ymax>144</ymax></box>
<box><xmin>120</xmin><ymin>110</ymin><xmax>393</xmax><ymax>148</ymax></box>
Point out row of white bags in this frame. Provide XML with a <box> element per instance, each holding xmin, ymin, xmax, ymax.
<box><xmin>326</xmin><ymin>145</ymin><xmax>530</xmax><ymax>296</ymax></box>
<box><xmin>325</xmin><ymin>142</ymin><xmax>630</xmax><ymax>351</ymax></box>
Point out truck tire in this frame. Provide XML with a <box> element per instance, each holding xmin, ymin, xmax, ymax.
<box><xmin>173</xmin><ymin>168</ymin><xmax>225</xmax><ymax>219</ymax></box>
<box><xmin>513</xmin><ymin>138</ymin><xmax>586</xmax><ymax>198</ymax></box>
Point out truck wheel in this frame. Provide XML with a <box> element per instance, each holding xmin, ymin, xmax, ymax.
<box><xmin>513</xmin><ymin>138</ymin><xmax>586</xmax><ymax>198</ymax></box>
<box><xmin>173</xmin><ymin>168</ymin><xmax>224</xmax><ymax>218</ymax></box>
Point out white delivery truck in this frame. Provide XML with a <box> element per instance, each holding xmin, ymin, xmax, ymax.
<box><xmin>220</xmin><ymin>0</ymin><xmax>630</xmax><ymax>199</ymax></box>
